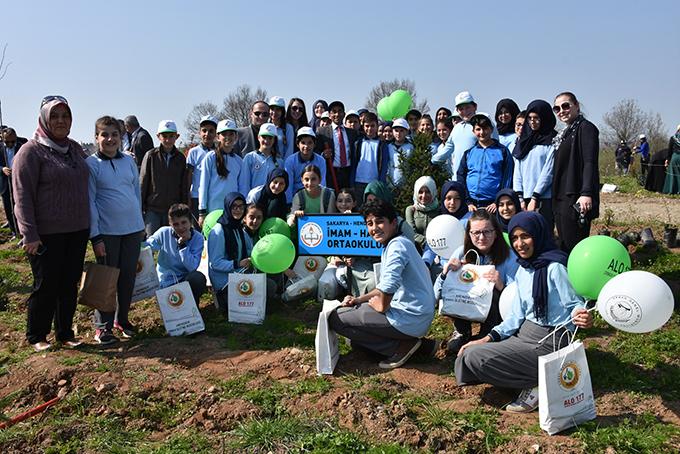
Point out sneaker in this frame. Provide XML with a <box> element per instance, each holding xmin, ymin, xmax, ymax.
<box><xmin>114</xmin><ymin>321</ymin><xmax>137</xmax><ymax>339</ymax></box>
<box><xmin>506</xmin><ymin>386</ymin><xmax>539</xmax><ymax>413</ymax></box>
<box><xmin>444</xmin><ymin>331</ymin><xmax>470</xmax><ymax>356</ymax></box>
<box><xmin>94</xmin><ymin>329</ymin><xmax>119</xmax><ymax>345</ymax></box>
<box><xmin>32</xmin><ymin>341</ymin><xmax>51</xmax><ymax>352</ymax></box>
<box><xmin>62</xmin><ymin>338</ymin><xmax>83</xmax><ymax>348</ymax></box>
<box><xmin>379</xmin><ymin>338</ymin><xmax>422</xmax><ymax>370</ymax></box>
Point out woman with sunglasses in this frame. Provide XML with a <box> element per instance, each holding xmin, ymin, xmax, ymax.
<box><xmin>551</xmin><ymin>92</ymin><xmax>600</xmax><ymax>252</ymax></box>
<box><xmin>12</xmin><ymin>95</ymin><xmax>90</xmax><ymax>351</ymax></box>
<box><xmin>285</xmin><ymin>98</ymin><xmax>309</xmax><ymax>137</ymax></box>
<box><xmin>435</xmin><ymin>209</ymin><xmax>519</xmax><ymax>356</ymax></box>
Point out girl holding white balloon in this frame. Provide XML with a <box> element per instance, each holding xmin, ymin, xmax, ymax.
<box><xmin>455</xmin><ymin>211</ymin><xmax>593</xmax><ymax>413</ymax></box>
<box><xmin>435</xmin><ymin>209</ymin><xmax>519</xmax><ymax>355</ymax></box>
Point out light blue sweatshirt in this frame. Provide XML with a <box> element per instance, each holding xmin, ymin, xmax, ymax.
<box><xmin>144</xmin><ymin>226</ymin><xmax>204</xmax><ymax>288</ymax></box>
<box><xmin>513</xmin><ymin>144</ymin><xmax>555</xmax><ymax>199</ymax></box>
<box><xmin>87</xmin><ymin>152</ymin><xmax>144</xmax><ymax>239</ymax></box>
<box><xmin>198</xmin><ymin>150</ymin><xmax>243</xmax><ymax>213</ymax></box>
<box><xmin>238</xmin><ymin>150</ymin><xmax>285</xmax><ymax>196</ymax></box>
<box><xmin>186</xmin><ymin>144</ymin><xmax>211</xmax><ymax>198</ymax></box>
<box><xmin>489</xmin><ymin>262</ymin><xmax>585</xmax><ymax>340</ymax></box>
<box><xmin>207</xmin><ymin>223</ymin><xmax>253</xmax><ymax>291</ymax></box>
<box><xmin>276</xmin><ymin>123</ymin><xmax>295</xmax><ymax>161</ymax></box>
<box><xmin>499</xmin><ymin>133</ymin><xmax>517</xmax><ymax>149</ymax></box>
<box><xmin>284</xmin><ymin>151</ymin><xmax>327</xmax><ymax>203</ymax></box>
<box><xmin>378</xmin><ymin>235</ymin><xmax>436</xmax><ymax>338</ymax></box>
<box><xmin>387</xmin><ymin>141</ymin><xmax>414</xmax><ymax>186</ymax></box>
<box><xmin>431</xmin><ymin>121</ymin><xmax>499</xmax><ymax>181</ymax></box>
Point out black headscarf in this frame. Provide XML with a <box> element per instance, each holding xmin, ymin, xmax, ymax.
<box><xmin>439</xmin><ymin>180</ymin><xmax>468</xmax><ymax>219</ymax></box>
<box><xmin>308</xmin><ymin>99</ymin><xmax>328</xmax><ymax>131</ymax></box>
<box><xmin>513</xmin><ymin>100</ymin><xmax>557</xmax><ymax>160</ymax></box>
<box><xmin>494</xmin><ymin>188</ymin><xmax>523</xmax><ymax>233</ymax></box>
<box><xmin>495</xmin><ymin>98</ymin><xmax>520</xmax><ymax>136</ymax></box>
<box><xmin>508</xmin><ymin>212</ymin><xmax>568</xmax><ymax>323</ymax></box>
<box><xmin>256</xmin><ymin>168</ymin><xmax>289</xmax><ymax>220</ymax></box>
<box><xmin>218</xmin><ymin>192</ymin><xmax>248</xmax><ymax>264</ymax></box>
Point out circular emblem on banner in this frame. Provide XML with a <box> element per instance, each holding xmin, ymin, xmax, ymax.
<box><xmin>304</xmin><ymin>257</ymin><xmax>319</xmax><ymax>272</ymax></box>
<box><xmin>559</xmin><ymin>362</ymin><xmax>581</xmax><ymax>390</ymax></box>
<box><xmin>459</xmin><ymin>268</ymin><xmax>478</xmax><ymax>284</ymax></box>
<box><xmin>300</xmin><ymin>222</ymin><xmax>323</xmax><ymax>248</ymax></box>
<box><xmin>605</xmin><ymin>294</ymin><xmax>643</xmax><ymax>327</ymax></box>
<box><xmin>167</xmin><ymin>290</ymin><xmax>184</xmax><ymax>308</ymax></box>
<box><xmin>238</xmin><ymin>279</ymin><xmax>254</xmax><ymax>296</ymax></box>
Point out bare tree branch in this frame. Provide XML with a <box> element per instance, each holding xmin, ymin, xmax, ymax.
<box><xmin>221</xmin><ymin>85</ymin><xmax>268</xmax><ymax>127</ymax></box>
<box><xmin>184</xmin><ymin>101</ymin><xmax>220</xmax><ymax>139</ymax></box>
<box><xmin>0</xmin><ymin>43</ymin><xmax>12</xmax><ymax>82</ymax></box>
<box><xmin>364</xmin><ymin>79</ymin><xmax>429</xmax><ymax>115</ymax></box>
<box><xmin>601</xmin><ymin>98</ymin><xmax>667</xmax><ymax>152</ymax></box>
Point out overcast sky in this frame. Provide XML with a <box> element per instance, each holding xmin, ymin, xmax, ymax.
<box><xmin>2</xmin><ymin>0</ymin><xmax>678</xmax><ymax>145</ymax></box>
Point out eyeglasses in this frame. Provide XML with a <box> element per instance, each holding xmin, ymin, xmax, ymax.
<box><xmin>253</xmin><ymin>111</ymin><xmax>270</xmax><ymax>117</ymax></box>
<box><xmin>232</xmin><ymin>203</ymin><xmax>246</xmax><ymax>210</ymax></box>
<box><xmin>552</xmin><ymin>102</ymin><xmax>571</xmax><ymax>114</ymax></box>
<box><xmin>291</xmin><ymin>106</ymin><xmax>304</xmax><ymax>112</ymax></box>
<box><xmin>469</xmin><ymin>229</ymin><xmax>495</xmax><ymax>238</ymax></box>
<box><xmin>41</xmin><ymin>95</ymin><xmax>68</xmax><ymax>107</ymax></box>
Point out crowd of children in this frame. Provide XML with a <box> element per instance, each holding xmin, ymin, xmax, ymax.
<box><xmin>11</xmin><ymin>90</ymin><xmax>601</xmax><ymax>414</ymax></box>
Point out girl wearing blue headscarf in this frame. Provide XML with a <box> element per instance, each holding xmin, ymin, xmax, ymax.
<box><xmin>494</xmin><ymin>188</ymin><xmax>522</xmax><ymax>233</ymax></box>
<box><xmin>454</xmin><ymin>211</ymin><xmax>593</xmax><ymax>413</ymax></box>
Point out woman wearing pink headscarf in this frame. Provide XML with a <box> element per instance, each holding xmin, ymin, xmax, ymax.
<box><xmin>12</xmin><ymin>95</ymin><xmax>90</xmax><ymax>351</ymax></box>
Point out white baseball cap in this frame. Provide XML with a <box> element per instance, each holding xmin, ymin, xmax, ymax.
<box><xmin>297</xmin><ymin>126</ymin><xmax>316</xmax><ymax>138</ymax></box>
<box><xmin>216</xmin><ymin>119</ymin><xmax>238</xmax><ymax>134</ymax></box>
<box><xmin>455</xmin><ymin>91</ymin><xmax>476</xmax><ymax>106</ymax></box>
<box><xmin>320</xmin><ymin>111</ymin><xmax>330</xmax><ymax>119</ymax></box>
<box><xmin>157</xmin><ymin>120</ymin><xmax>178</xmax><ymax>134</ymax></box>
<box><xmin>259</xmin><ymin>123</ymin><xmax>277</xmax><ymax>137</ymax></box>
<box><xmin>345</xmin><ymin>110</ymin><xmax>360</xmax><ymax>119</ymax></box>
<box><xmin>392</xmin><ymin>118</ymin><xmax>409</xmax><ymax>130</ymax></box>
<box><xmin>268</xmin><ymin>96</ymin><xmax>286</xmax><ymax>108</ymax></box>
<box><xmin>639</xmin><ymin>134</ymin><xmax>646</xmax><ymax>139</ymax></box>
<box><xmin>199</xmin><ymin>115</ymin><xmax>218</xmax><ymax>127</ymax></box>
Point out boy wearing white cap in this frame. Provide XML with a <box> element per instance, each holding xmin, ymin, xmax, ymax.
<box><xmin>386</xmin><ymin>118</ymin><xmax>414</xmax><ymax>187</ymax></box>
<box><xmin>186</xmin><ymin>115</ymin><xmax>217</xmax><ymax>226</ymax></box>
<box><xmin>139</xmin><ymin>120</ymin><xmax>189</xmax><ymax>237</ymax></box>
<box><xmin>432</xmin><ymin>91</ymin><xmax>498</xmax><ymax>180</ymax></box>
<box><xmin>284</xmin><ymin>126</ymin><xmax>327</xmax><ymax>202</ymax></box>
<box><xmin>238</xmin><ymin>123</ymin><xmax>285</xmax><ymax>196</ymax></box>
<box><xmin>269</xmin><ymin>96</ymin><xmax>295</xmax><ymax>160</ymax></box>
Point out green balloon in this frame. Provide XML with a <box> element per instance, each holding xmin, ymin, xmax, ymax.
<box><xmin>503</xmin><ymin>232</ymin><xmax>510</xmax><ymax>247</ymax></box>
<box><xmin>376</xmin><ymin>97</ymin><xmax>393</xmax><ymax>121</ymax></box>
<box><xmin>251</xmin><ymin>233</ymin><xmax>296</xmax><ymax>274</ymax></box>
<box><xmin>259</xmin><ymin>217</ymin><xmax>291</xmax><ymax>239</ymax></box>
<box><xmin>202</xmin><ymin>209</ymin><xmax>224</xmax><ymax>238</ymax></box>
<box><xmin>388</xmin><ymin>89</ymin><xmax>413</xmax><ymax>119</ymax></box>
<box><xmin>567</xmin><ymin>235</ymin><xmax>632</xmax><ymax>300</ymax></box>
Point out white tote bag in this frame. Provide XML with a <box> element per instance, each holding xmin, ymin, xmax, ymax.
<box><xmin>283</xmin><ymin>274</ymin><xmax>318</xmax><ymax>302</ymax></box>
<box><xmin>227</xmin><ymin>272</ymin><xmax>267</xmax><ymax>324</ymax></box>
<box><xmin>197</xmin><ymin>240</ymin><xmax>211</xmax><ymax>287</ymax></box>
<box><xmin>315</xmin><ymin>299</ymin><xmax>343</xmax><ymax>375</ymax></box>
<box><xmin>317</xmin><ymin>264</ymin><xmax>340</xmax><ymax>302</ymax></box>
<box><xmin>292</xmin><ymin>256</ymin><xmax>327</xmax><ymax>280</ymax></box>
<box><xmin>539</xmin><ymin>340</ymin><xmax>597</xmax><ymax>435</ymax></box>
<box><xmin>155</xmin><ymin>281</ymin><xmax>205</xmax><ymax>336</ymax></box>
<box><xmin>439</xmin><ymin>251</ymin><xmax>494</xmax><ymax>322</ymax></box>
<box><xmin>131</xmin><ymin>246</ymin><xmax>160</xmax><ymax>303</ymax></box>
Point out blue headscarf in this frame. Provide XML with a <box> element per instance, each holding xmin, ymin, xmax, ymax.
<box><xmin>256</xmin><ymin>168</ymin><xmax>289</xmax><ymax>220</ymax></box>
<box><xmin>508</xmin><ymin>211</ymin><xmax>568</xmax><ymax>323</ymax></box>
<box><xmin>218</xmin><ymin>192</ymin><xmax>249</xmax><ymax>263</ymax></box>
<box><xmin>494</xmin><ymin>189</ymin><xmax>523</xmax><ymax>232</ymax></box>
<box><xmin>513</xmin><ymin>99</ymin><xmax>557</xmax><ymax>160</ymax></box>
<box><xmin>439</xmin><ymin>180</ymin><xmax>468</xmax><ymax>219</ymax></box>
<box><xmin>308</xmin><ymin>99</ymin><xmax>328</xmax><ymax>131</ymax></box>
<box><xmin>219</xmin><ymin>192</ymin><xmax>246</xmax><ymax>228</ymax></box>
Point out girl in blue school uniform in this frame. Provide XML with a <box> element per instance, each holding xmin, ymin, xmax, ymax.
<box><xmin>246</xmin><ymin>168</ymin><xmax>290</xmax><ymax>220</ymax></box>
<box><xmin>494</xmin><ymin>188</ymin><xmax>523</xmax><ymax>233</ymax></box>
<box><xmin>455</xmin><ymin>211</ymin><xmax>592</xmax><ymax>413</ymax></box>
<box><xmin>269</xmin><ymin>96</ymin><xmax>295</xmax><ymax>160</ymax></box>
<box><xmin>238</xmin><ymin>123</ymin><xmax>285</xmax><ymax>196</ymax></box>
<box><xmin>495</xmin><ymin>98</ymin><xmax>521</xmax><ymax>149</ymax></box>
<box><xmin>512</xmin><ymin>100</ymin><xmax>557</xmax><ymax>231</ymax></box>
<box><xmin>284</xmin><ymin>127</ymin><xmax>327</xmax><ymax>202</ymax></box>
<box><xmin>435</xmin><ymin>209</ymin><xmax>519</xmax><ymax>356</ymax></box>
<box><xmin>287</xmin><ymin>164</ymin><xmax>337</xmax><ymax>226</ymax></box>
<box><xmin>198</xmin><ymin>119</ymin><xmax>242</xmax><ymax>226</ymax></box>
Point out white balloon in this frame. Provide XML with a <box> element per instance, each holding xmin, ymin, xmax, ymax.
<box><xmin>425</xmin><ymin>215</ymin><xmax>465</xmax><ymax>260</ymax></box>
<box><xmin>596</xmin><ymin>271</ymin><xmax>674</xmax><ymax>333</ymax></box>
<box><xmin>499</xmin><ymin>281</ymin><xmax>518</xmax><ymax>321</ymax></box>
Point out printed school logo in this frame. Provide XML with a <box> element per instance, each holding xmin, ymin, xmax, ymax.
<box><xmin>559</xmin><ymin>362</ymin><xmax>581</xmax><ymax>390</ymax></box>
<box><xmin>605</xmin><ymin>294</ymin><xmax>642</xmax><ymax>327</ymax></box>
<box><xmin>237</xmin><ymin>279</ymin><xmax>254</xmax><ymax>297</ymax></box>
<box><xmin>459</xmin><ymin>268</ymin><xmax>478</xmax><ymax>284</ymax></box>
<box><xmin>300</xmin><ymin>222</ymin><xmax>323</xmax><ymax>248</ymax></box>
<box><xmin>304</xmin><ymin>257</ymin><xmax>319</xmax><ymax>272</ymax></box>
<box><xmin>166</xmin><ymin>290</ymin><xmax>184</xmax><ymax>309</ymax></box>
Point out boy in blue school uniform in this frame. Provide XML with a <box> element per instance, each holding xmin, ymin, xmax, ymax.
<box><xmin>143</xmin><ymin>204</ymin><xmax>207</xmax><ymax>303</ymax></box>
<box><xmin>386</xmin><ymin>118</ymin><xmax>414</xmax><ymax>187</ymax></box>
<box><xmin>186</xmin><ymin>115</ymin><xmax>217</xmax><ymax>227</ymax></box>
<box><xmin>457</xmin><ymin>113</ymin><xmax>513</xmax><ymax>212</ymax></box>
<box><xmin>351</xmin><ymin>112</ymin><xmax>390</xmax><ymax>201</ymax></box>
<box><xmin>284</xmin><ymin>126</ymin><xmax>326</xmax><ymax>203</ymax></box>
<box><xmin>238</xmin><ymin>123</ymin><xmax>285</xmax><ymax>196</ymax></box>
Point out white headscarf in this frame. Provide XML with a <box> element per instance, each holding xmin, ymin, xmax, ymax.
<box><xmin>412</xmin><ymin>175</ymin><xmax>439</xmax><ymax>211</ymax></box>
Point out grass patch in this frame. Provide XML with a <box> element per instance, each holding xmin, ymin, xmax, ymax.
<box><xmin>575</xmin><ymin>412</ymin><xmax>680</xmax><ymax>453</ymax></box>
<box><xmin>58</xmin><ymin>355</ymin><xmax>86</xmax><ymax>366</ymax></box>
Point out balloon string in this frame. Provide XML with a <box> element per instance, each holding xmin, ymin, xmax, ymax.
<box><xmin>537</xmin><ymin>306</ymin><xmax>597</xmax><ymax>345</ymax></box>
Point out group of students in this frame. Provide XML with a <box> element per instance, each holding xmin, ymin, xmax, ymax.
<box><xmin>10</xmin><ymin>91</ymin><xmax>599</xmax><ymax>415</ymax></box>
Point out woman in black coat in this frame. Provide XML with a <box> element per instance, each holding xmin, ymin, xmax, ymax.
<box><xmin>551</xmin><ymin>92</ymin><xmax>600</xmax><ymax>253</ymax></box>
